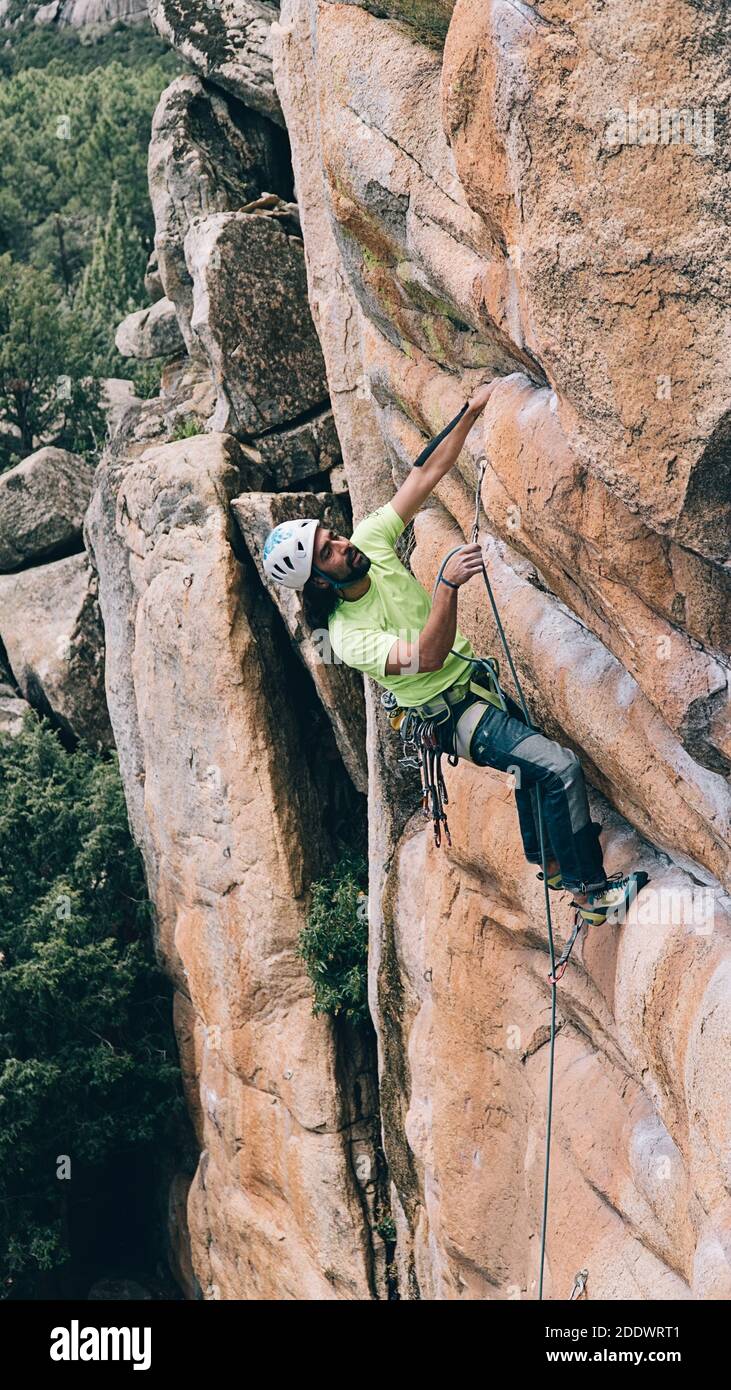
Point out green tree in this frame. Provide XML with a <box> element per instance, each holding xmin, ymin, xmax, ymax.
<box><xmin>0</xmin><ymin>61</ymin><xmax>173</xmax><ymax>268</ymax></box>
<box><xmin>76</xmin><ymin>182</ymin><xmax>148</xmax><ymax>377</ymax></box>
<box><xmin>0</xmin><ymin>716</ymin><xmax>185</xmax><ymax>1299</ymax></box>
<box><xmin>0</xmin><ymin>253</ymin><xmax>105</xmax><ymax>468</ymax></box>
<box><xmin>0</xmin><ymin>17</ymin><xmax>179</xmax><ymax>84</ymax></box>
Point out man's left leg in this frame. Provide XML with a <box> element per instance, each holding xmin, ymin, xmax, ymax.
<box><xmin>463</xmin><ymin>696</ymin><xmax>648</xmax><ymax>922</ymax></box>
<box><xmin>467</xmin><ymin>699</ymin><xmax>606</xmax><ymax>892</ymax></box>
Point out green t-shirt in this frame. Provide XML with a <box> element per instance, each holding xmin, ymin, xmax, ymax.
<box><xmin>327</xmin><ymin>501</ymin><xmax>475</xmax><ymax>707</ymax></box>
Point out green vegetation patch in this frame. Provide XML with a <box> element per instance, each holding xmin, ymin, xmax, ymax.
<box><xmin>0</xmin><ymin>717</ymin><xmax>185</xmax><ymax>1298</ymax></box>
<box><xmin>298</xmin><ymin>848</ymin><xmax>370</xmax><ymax>1023</ymax></box>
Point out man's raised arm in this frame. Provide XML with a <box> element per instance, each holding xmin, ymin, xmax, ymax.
<box><xmin>388</xmin><ymin>378</ymin><xmax>499</xmax><ymax>530</ymax></box>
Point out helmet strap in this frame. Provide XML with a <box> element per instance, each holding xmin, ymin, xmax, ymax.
<box><xmin>311</xmin><ymin>563</ymin><xmax>354</xmax><ymax>591</ymax></box>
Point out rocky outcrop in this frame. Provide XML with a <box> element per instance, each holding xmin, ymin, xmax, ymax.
<box><xmin>85</xmin><ymin>430</ymin><xmax>380</xmax><ymax>1298</ymax></box>
<box><xmin>34</xmin><ymin>0</ymin><xmax>148</xmax><ymax>28</ymax></box>
<box><xmin>148</xmin><ymin>74</ymin><xmax>292</xmax><ymax>354</ymax></box>
<box><xmin>0</xmin><ymin>446</ymin><xmax>94</xmax><ymax>570</ymax></box>
<box><xmin>115</xmin><ymin>297</ymin><xmax>184</xmax><ymax>359</ymax></box>
<box><xmin>147</xmin><ymin>0</ymin><xmax>284</xmax><ymax>126</ymax></box>
<box><xmin>0</xmin><ymin>552</ymin><xmax>112</xmax><ymax>748</ymax></box>
<box><xmin>83</xmin><ymin>0</ymin><xmax>731</xmax><ymax>1301</ymax></box>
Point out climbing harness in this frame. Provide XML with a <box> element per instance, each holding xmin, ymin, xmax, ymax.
<box><xmin>380</xmin><ymin>655</ymin><xmax>507</xmax><ymax>848</ymax></box>
<box><xmin>387</xmin><ymin>397</ymin><xmax>580</xmax><ymax>1299</ymax></box>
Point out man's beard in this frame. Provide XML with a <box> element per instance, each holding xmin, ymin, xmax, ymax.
<box><xmin>345</xmin><ymin>546</ymin><xmax>371</xmax><ymax>581</ymax></box>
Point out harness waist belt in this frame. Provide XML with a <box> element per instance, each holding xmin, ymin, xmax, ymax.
<box><xmin>412</xmin><ymin>657</ymin><xmax>507</xmax><ymax>721</ymax></box>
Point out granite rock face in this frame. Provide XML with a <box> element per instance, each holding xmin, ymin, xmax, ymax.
<box><xmin>84</xmin><ymin>0</ymin><xmax>731</xmax><ymax>1300</ymax></box>
<box><xmin>269</xmin><ymin>0</ymin><xmax>731</xmax><ymax>1300</ymax></box>
<box><xmin>148</xmin><ymin>74</ymin><xmax>292</xmax><ymax>353</ymax></box>
<box><xmin>85</xmin><ymin>431</ymin><xmax>380</xmax><ymax>1299</ymax></box>
<box><xmin>441</xmin><ymin>0</ymin><xmax>730</xmax><ymax>562</ymax></box>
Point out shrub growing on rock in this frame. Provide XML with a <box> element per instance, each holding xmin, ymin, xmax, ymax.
<box><xmin>298</xmin><ymin>847</ymin><xmax>369</xmax><ymax>1023</ymax></box>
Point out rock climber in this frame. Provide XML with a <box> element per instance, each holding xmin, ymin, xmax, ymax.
<box><xmin>262</xmin><ymin>379</ymin><xmax>648</xmax><ymax>928</ymax></box>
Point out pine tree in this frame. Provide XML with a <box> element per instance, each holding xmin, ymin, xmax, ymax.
<box><xmin>0</xmin><ymin>253</ymin><xmax>105</xmax><ymax>470</ymax></box>
<box><xmin>0</xmin><ymin>717</ymin><xmax>186</xmax><ymax>1298</ymax></box>
<box><xmin>75</xmin><ymin>181</ymin><xmax>147</xmax><ymax>377</ymax></box>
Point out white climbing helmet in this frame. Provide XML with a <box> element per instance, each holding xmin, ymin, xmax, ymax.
<box><xmin>262</xmin><ymin>517</ymin><xmax>320</xmax><ymax>589</ymax></box>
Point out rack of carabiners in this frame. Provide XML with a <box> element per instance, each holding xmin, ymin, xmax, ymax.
<box><xmin>380</xmin><ymin>691</ymin><xmax>454</xmax><ymax>847</ymax></box>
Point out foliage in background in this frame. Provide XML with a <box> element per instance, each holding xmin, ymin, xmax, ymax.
<box><xmin>298</xmin><ymin>847</ymin><xmax>370</xmax><ymax>1023</ymax></box>
<box><xmin>0</xmin><ymin>26</ymin><xmax>181</xmax><ymax>471</ymax></box>
<box><xmin>0</xmin><ymin>57</ymin><xmax>174</xmax><ymax>271</ymax></box>
<box><xmin>0</xmin><ymin>253</ymin><xmax>105</xmax><ymax>467</ymax></box>
<box><xmin>75</xmin><ymin>181</ymin><xmax>148</xmax><ymax>378</ymax></box>
<box><xmin>130</xmin><ymin>357</ymin><xmax>167</xmax><ymax>401</ymax></box>
<box><xmin>0</xmin><ymin>716</ymin><xmax>185</xmax><ymax>1298</ymax></box>
<box><xmin>170</xmin><ymin>415</ymin><xmax>205</xmax><ymax>441</ymax></box>
<box><xmin>0</xmin><ymin>18</ymin><xmax>179</xmax><ymax>82</ymax></box>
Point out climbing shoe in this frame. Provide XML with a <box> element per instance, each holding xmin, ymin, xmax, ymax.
<box><xmin>536</xmin><ymin>869</ymin><xmax>564</xmax><ymax>891</ymax></box>
<box><xmin>535</xmin><ymin>823</ymin><xmax>604</xmax><ymax>894</ymax></box>
<box><xmin>572</xmin><ymin>871</ymin><xmax>650</xmax><ymax>927</ymax></box>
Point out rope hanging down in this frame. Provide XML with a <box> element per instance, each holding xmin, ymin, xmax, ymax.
<box><xmin>466</xmin><ymin>456</ymin><xmax>558</xmax><ymax>1303</ymax></box>
<box><xmin>405</xmin><ymin>401</ymin><xmax>581</xmax><ymax>1299</ymax></box>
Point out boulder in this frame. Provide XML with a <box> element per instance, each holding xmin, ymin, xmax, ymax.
<box><xmin>250</xmin><ymin>405</ymin><xmax>342</xmax><ymax>486</ymax></box>
<box><xmin>148</xmin><ymin>74</ymin><xmax>292</xmax><ymax>353</ymax></box>
<box><xmin>0</xmin><ymin>552</ymin><xmax>112</xmax><ymax>749</ymax></box>
<box><xmin>0</xmin><ymin>653</ymin><xmax>30</xmax><ymax>737</ymax></box>
<box><xmin>115</xmin><ymin>297</ymin><xmax>184</xmax><ymax>360</ymax></box>
<box><xmin>0</xmin><ymin>447</ymin><xmax>94</xmax><ymax>571</ymax></box>
<box><xmin>184</xmin><ymin>211</ymin><xmax>329</xmax><ymax>434</ymax></box>
<box><xmin>147</xmin><ymin>0</ymin><xmax>284</xmax><ymax>126</ymax></box>
<box><xmin>0</xmin><ymin>696</ymin><xmax>31</xmax><ymax>737</ymax></box>
<box><xmin>100</xmin><ymin>379</ymin><xmax>143</xmax><ymax>438</ymax></box>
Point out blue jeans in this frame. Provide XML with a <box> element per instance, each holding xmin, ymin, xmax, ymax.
<box><xmin>437</xmin><ymin>689</ymin><xmax>608</xmax><ymax>893</ymax></box>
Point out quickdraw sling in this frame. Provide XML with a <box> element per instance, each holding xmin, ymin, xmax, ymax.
<box><xmin>380</xmin><ymin>655</ymin><xmax>508</xmax><ymax>849</ymax></box>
